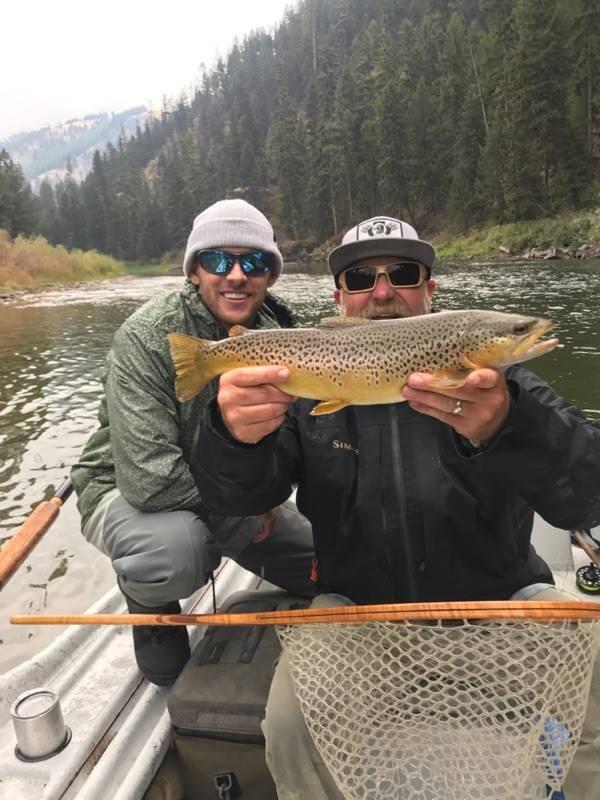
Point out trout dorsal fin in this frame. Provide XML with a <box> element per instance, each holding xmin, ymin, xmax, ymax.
<box><xmin>318</xmin><ymin>316</ymin><xmax>373</xmax><ymax>328</ymax></box>
<box><xmin>228</xmin><ymin>325</ymin><xmax>251</xmax><ymax>337</ymax></box>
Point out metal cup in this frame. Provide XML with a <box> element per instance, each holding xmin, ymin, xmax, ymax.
<box><xmin>11</xmin><ymin>687</ymin><xmax>71</xmax><ymax>761</ymax></box>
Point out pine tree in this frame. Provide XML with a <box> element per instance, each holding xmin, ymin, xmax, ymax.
<box><xmin>449</xmin><ymin>90</ymin><xmax>486</xmax><ymax>229</ymax></box>
<box><xmin>37</xmin><ymin>180</ymin><xmax>60</xmax><ymax>243</ymax></box>
<box><xmin>571</xmin><ymin>0</ymin><xmax>600</xmax><ymax>180</ymax></box>
<box><xmin>267</xmin><ymin>84</ymin><xmax>308</xmax><ymax>239</ymax></box>
<box><xmin>56</xmin><ymin>168</ymin><xmax>88</xmax><ymax>250</ymax></box>
<box><xmin>513</xmin><ymin>0</ymin><xmax>576</xmax><ymax>211</ymax></box>
<box><xmin>155</xmin><ymin>146</ymin><xmax>188</xmax><ymax>250</ymax></box>
<box><xmin>83</xmin><ymin>151</ymin><xmax>110</xmax><ymax>252</ymax></box>
<box><xmin>136</xmin><ymin>178</ymin><xmax>168</xmax><ymax>261</ymax></box>
<box><xmin>0</xmin><ymin>149</ymin><xmax>38</xmax><ymax>237</ymax></box>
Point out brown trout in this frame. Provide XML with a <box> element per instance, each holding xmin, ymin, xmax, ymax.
<box><xmin>168</xmin><ymin>310</ymin><xmax>558</xmax><ymax>415</ymax></box>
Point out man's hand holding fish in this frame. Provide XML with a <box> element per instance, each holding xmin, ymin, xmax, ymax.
<box><xmin>216</xmin><ymin>365</ymin><xmax>296</xmax><ymax>445</ymax></box>
<box><xmin>402</xmin><ymin>367</ymin><xmax>511</xmax><ymax>446</ymax></box>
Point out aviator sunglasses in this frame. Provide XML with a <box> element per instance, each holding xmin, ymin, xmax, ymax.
<box><xmin>195</xmin><ymin>249</ymin><xmax>273</xmax><ymax>276</ymax></box>
<box><xmin>338</xmin><ymin>260</ymin><xmax>427</xmax><ymax>293</ymax></box>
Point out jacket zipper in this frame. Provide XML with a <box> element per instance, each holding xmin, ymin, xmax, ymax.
<box><xmin>389</xmin><ymin>405</ymin><xmax>418</xmax><ymax>601</ymax></box>
<box><xmin>380</xmin><ymin>504</ymin><xmax>396</xmax><ymax>595</ymax></box>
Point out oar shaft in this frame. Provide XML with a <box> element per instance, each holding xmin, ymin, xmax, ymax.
<box><xmin>0</xmin><ymin>478</ymin><xmax>73</xmax><ymax>591</ymax></box>
<box><xmin>11</xmin><ymin>600</ymin><xmax>600</xmax><ymax>627</ymax></box>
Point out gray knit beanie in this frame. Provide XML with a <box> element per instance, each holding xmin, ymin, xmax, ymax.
<box><xmin>182</xmin><ymin>199</ymin><xmax>284</xmax><ymax>278</ymax></box>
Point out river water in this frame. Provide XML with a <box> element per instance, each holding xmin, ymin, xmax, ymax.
<box><xmin>1</xmin><ymin>260</ymin><xmax>600</xmax><ymax>673</ymax></box>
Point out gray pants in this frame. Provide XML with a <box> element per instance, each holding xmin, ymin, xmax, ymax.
<box><xmin>83</xmin><ymin>491</ymin><xmax>316</xmax><ymax>607</ymax></box>
<box><xmin>263</xmin><ymin>587</ymin><xmax>600</xmax><ymax>800</ymax></box>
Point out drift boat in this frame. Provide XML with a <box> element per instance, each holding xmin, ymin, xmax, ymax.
<box><xmin>1</xmin><ymin>517</ymin><xmax>599</xmax><ymax>800</ymax></box>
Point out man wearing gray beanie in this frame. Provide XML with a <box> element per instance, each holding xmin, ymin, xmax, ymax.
<box><xmin>71</xmin><ymin>199</ymin><xmax>315</xmax><ymax>685</ymax></box>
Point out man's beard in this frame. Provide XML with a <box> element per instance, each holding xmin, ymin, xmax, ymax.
<box><xmin>359</xmin><ymin>297</ymin><xmax>422</xmax><ymax>319</ymax></box>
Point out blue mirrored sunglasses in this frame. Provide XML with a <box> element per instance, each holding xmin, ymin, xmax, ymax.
<box><xmin>195</xmin><ymin>249</ymin><xmax>273</xmax><ymax>276</ymax></box>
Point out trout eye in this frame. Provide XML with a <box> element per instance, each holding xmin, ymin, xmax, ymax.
<box><xmin>511</xmin><ymin>321</ymin><xmax>534</xmax><ymax>336</ymax></box>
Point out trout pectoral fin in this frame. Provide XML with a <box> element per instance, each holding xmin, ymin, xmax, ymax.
<box><xmin>310</xmin><ymin>399</ymin><xmax>350</xmax><ymax>416</ymax></box>
<box><xmin>427</xmin><ymin>368</ymin><xmax>471</xmax><ymax>389</ymax></box>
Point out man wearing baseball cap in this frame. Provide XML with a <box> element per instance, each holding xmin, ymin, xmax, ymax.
<box><xmin>328</xmin><ymin>215</ymin><xmax>437</xmax><ymax>321</ymax></box>
<box><xmin>191</xmin><ymin>214</ymin><xmax>600</xmax><ymax>799</ymax></box>
<box><xmin>71</xmin><ymin>199</ymin><xmax>315</xmax><ymax>685</ymax></box>
<box><xmin>329</xmin><ymin>216</ymin><xmax>435</xmax><ymax>276</ymax></box>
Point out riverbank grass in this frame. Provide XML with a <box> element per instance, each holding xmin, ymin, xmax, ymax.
<box><xmin>434</xmin><ymin>208</ymin><xmax>600</xmax><ymax>257</ymax></box>
<box><xmin>0</xmin><ymin>229</ymin><xmax>124</xmax><ymax>292</ymax></box>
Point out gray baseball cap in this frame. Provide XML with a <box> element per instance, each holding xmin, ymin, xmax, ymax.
<box><xmin>183</xmin><ymin>199</ymin><xmax>284</xmax><ymax>278</ymax></box>
<box><xmin>328</xmin><ymin>216</ymin><xmax>435</xmax><ymax>281</ymax></box>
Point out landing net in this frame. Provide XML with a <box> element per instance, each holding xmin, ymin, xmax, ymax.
<box><xmin>278</xmin><ymin>617</ymin><xmax>600</xmax><ymax>800</ymax></box>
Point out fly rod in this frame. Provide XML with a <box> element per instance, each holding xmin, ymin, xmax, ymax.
<box><xmin>0</xmin><ymin>478</ymin><xmax>74</xmax><ymax>591</ymax></box>
<box><xmin>11</xmin><ymin>600</ymin><xmax>600</xmax><ymax>627</ymax></box>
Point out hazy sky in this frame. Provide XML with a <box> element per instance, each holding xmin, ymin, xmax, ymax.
<box><xmin>0</xmin><ymin>0</ymin><xmax>296</xmax><ymax>140</ymax></box>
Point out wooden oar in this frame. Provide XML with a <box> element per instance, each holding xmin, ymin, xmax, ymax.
<box><xmin>11</xmin><ymin>600</ymin><xmax>600</xmax><ymax>627</ymax></box>
<box><xmin>0</xmin><ymin>478</ymin><xmax>74</xmax><ymax>591</ymax></box>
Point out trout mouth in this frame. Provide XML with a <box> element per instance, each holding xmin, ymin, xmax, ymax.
<box><xmin>512</xmin><ymin>318</ymin><xmax>558</xmax><ymax>360</ymax></box>
<box><xmin>470</xmin><ymin>317</ymin><xmax>559</xmax><ymax>368</ymax></box>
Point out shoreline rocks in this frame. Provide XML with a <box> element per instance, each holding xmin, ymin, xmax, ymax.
<box><xmin>505</xmin><ymin>243</ymin><xmax>600</xmax><ymax>260</ymax></box>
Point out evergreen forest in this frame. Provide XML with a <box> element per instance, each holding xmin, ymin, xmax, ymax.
<box><xmin>1</xmin><ymin>0</ymin><xmax>599</xmax><ymax>264</ymax></box>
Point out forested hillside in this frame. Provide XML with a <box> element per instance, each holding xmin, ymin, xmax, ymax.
<box><xmin>2</xmin><ymin>0</ymin><xmax>599</xmax><ymax>263</ymax></box>
<box><xmin>1</xmin><ymin>107</ymin><xmax>150</xmax><ymax>189</ymax></box>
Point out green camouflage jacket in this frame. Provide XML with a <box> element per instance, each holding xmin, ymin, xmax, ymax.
<box><xmin>71</xmin><ymin>279</ymin><xmax>297</xmax><ymax>529</ymax></box>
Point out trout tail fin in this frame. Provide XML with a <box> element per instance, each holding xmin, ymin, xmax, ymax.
<box><xmin>167</xmin><ymin>332</ymin><xmax>216</xmax><ymax>402</ymax></box>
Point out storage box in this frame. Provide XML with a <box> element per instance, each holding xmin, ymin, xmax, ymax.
<box><xmin>168</xmin><ymin>589</ymin><xmax>309</xmax><ymax>799</ymax></box>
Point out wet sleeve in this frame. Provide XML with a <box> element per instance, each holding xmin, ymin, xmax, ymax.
<box><xmin>475</xmin><ymin>367</ymin><xmax>600</xmax><ymax>530</ymax></box>
<box><xmin>105</xmin><ymin>324</ymin><xmax>204</xmax><ymax>514</ymax></box>
<box><xmin>190</xmin><ymin>402</ymin><xmax>302</xmax><ymax>516</ymax></box>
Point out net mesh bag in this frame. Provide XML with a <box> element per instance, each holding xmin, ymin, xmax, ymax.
<box><xmin>277</xmin><ymin>617</ymin><xmax>600</xmax><ymax>800</ymax></box>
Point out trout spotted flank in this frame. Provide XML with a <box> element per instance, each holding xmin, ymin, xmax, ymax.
<box><xmin>168</xmin><ymin>310</ymin><xmax>558</xmax><ymax>416</ymax></box>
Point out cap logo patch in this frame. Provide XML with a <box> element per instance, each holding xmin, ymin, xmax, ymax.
<box><xmin>360</xmin><ymin>218</ymin><xmax>400</xmax><ymax>239</ymax></box>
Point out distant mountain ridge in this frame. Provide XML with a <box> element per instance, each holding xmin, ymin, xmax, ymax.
<box><xmin>1</xmin><ymin>107</ymin><xmax>152</xmax><ymax>190</ymax></box>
